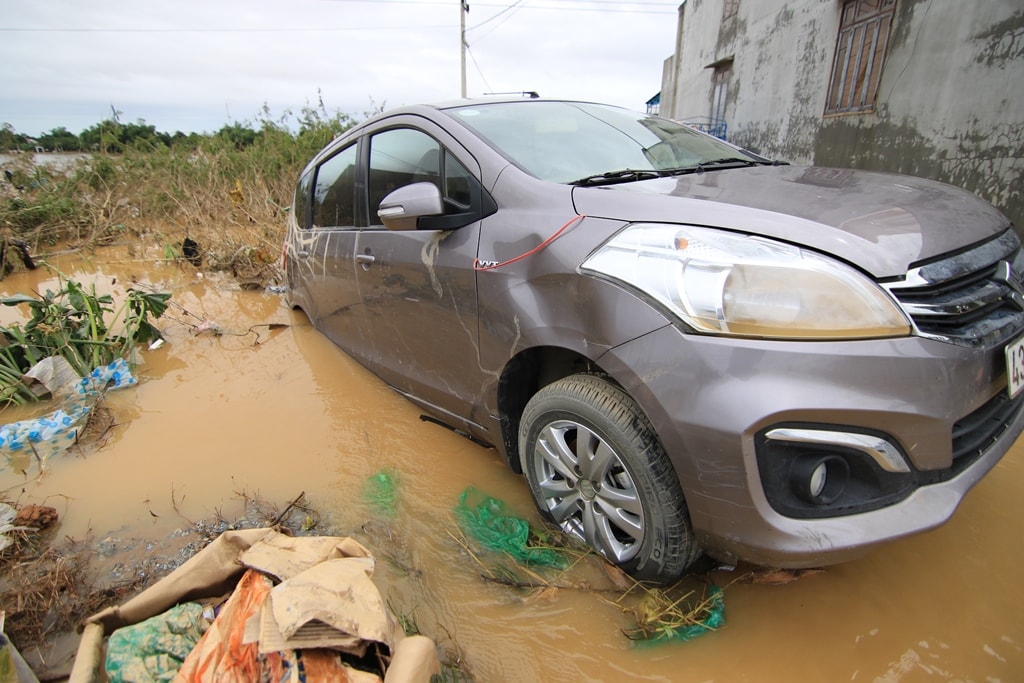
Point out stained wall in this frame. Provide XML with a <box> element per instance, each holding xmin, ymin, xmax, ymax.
<box><xmin>660</xmin><ymin>0</ymin><xmax>1024</xmax><ymax>230</ymax></box>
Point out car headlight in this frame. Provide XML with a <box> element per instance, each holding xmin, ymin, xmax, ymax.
<box><xmin>580</xmin><ymin>223</ymin><xmax>911</xmax><ymax>339</ymax></box>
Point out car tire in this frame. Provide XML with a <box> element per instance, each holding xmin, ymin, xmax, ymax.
<box><xmin>518</xmin><ymin>373</ymin><xmax>700</xmax><ymax>582</ymax></box>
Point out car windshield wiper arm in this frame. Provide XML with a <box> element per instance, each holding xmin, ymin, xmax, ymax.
<box><xmin>696</xmin><ymin>157</ymin><xmax>773</xmax><ymax>169</ymax></box>
<box><xmin>653</xmin><ymin>157</ymin><xmax>776</xmax><ymax>177</ymax></box>
<box><xmin>703</xmin><ymin>156</ymin><xmax>761</xmax><ymax>165</ymax></box>
<box><xmin>572</xmin><ymin>158</ymin><xmax>780</xmax><ymax>185</ymax></box>
<box><xmin>569</xmin><ymin>168</ymin><xmax>664</xmax><ymax>186</ymax></box>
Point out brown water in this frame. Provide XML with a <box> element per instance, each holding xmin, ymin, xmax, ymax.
<box><xmin>2</xmin><ymin>251</ymin><xmax>1022</xmax><ymax>682</ymax></box>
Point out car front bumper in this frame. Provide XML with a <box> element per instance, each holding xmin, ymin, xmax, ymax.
<box><xmin>600</xmin><ymin>324</ymin><xmax>1024</xmax><ymax>567</ymax></box>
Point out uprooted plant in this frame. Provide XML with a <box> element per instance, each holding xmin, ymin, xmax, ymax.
<box><xmin>0</xmin><ymin>269</ymin><xmax>171</xmax><ymax>404</ymax></box>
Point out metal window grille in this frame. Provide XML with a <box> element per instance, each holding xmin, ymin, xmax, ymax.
<box><xmin>825</xmin><ymin>0</ymin><xmax>896</xmax><ymax>114</ymax></box>
<box><xmin>711</xmin><ymin>69</ymin><xmax>729</xmax><ymax>123</ymax></box>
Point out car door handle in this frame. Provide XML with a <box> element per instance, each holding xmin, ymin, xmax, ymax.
<box><xmin>356</xmin><ymin>253</ymin><xmax>376</xmax><ymax>265</ymax></box>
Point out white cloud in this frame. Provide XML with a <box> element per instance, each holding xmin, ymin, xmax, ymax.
<box><xmin>0</xmin><ymin>0</ymin><xmax>679</xmax><ymax>135</ymax></box>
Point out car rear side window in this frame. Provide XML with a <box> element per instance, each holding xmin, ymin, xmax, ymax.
<box><xmin>312</xmin><ymin>144</ymin><xmax>358</xmax><ymax>229</ymax></box>
<box><xmin>293</xmin><ymin>170</ymin><xmax>313</xmax><ymax>230</ymax></box>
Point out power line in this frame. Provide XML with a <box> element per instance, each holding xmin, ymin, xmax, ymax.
<box><xmin>466</xmin><ymin>45</ymin><xmax>494</xmax><ymax>93</ymax></box>
<box><xmin>473</xmin><ymin>0</ymin><xmax>676</xmax><ymax>13</ymax></box>
<box><xmin>469</xmin><ymin>0</ymin><xmax>530</xmax><ymax>38</ymax></box>
<box><xmin>468</xmin><ymin>0</ymin><xmax>529</xmax><ymax>33</ymax></box>
<box><xmin>0</xmin><ymin>26</ymin><xmax>453</xmax><ymax>33</ymax></box>
<box><xmin>320</xmin><ymin>0</ymin><xmax>677</xmax><ymax>8</ymax></box>
<box><xmin>0</xmin><ymin>0</ymin><xmax>678</xmax><ymax>32</ymax></box>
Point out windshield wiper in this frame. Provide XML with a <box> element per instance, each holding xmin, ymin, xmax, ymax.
<box><xmin>696</xmin><ymin>157</ymin><xmax>775</xmax><ymax>169</ymax></box>
<box><xmin>571</xmin><ymin>157</ymin><xmax>781</xmax><ymax>185</ymax></box>
<box><xmin>570</xmin><ymin>168</ymin><xmax>664</xmax><ymax>186</ymax></box>
<box><xmin>650</xmin><ymin>157</ymin><xmax>776</xmax><ymax>178</ymax></box>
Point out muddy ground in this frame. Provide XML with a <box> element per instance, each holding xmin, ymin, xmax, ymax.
<box><xmin>1</xmin><ymin>246</ymin><xmax>1023</xmax><ymax>682</ymax></box>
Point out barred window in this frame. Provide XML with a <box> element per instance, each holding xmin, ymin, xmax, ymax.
<box><xmin>825</xmin><ymin>0</ymin><xmax>896</xmax><ymax>115</ymax></box>
<box><xmin>711</xmin><ymin>65</ymin><xmax>730</xmax><ymax>123</ymax></box>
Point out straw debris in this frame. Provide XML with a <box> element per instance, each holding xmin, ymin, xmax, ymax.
<box><xmin>0</xmin><ymin>490</ymin><xmax>323</xmax><ymax>661</ymax></box>
<box><xmin>616</xmin><ymin>580</ymin><xmax>725</xmax><ymax>643</ymax></box>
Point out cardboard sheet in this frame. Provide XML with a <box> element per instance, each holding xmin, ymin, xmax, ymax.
<box><xmin>76</xmin><ymin>528</ymin><xmax>440</xmax><ymax>683</ymax></box>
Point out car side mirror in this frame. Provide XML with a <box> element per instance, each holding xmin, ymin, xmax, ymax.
<box><xmin>377</xmin><ymin>182</ymin><xmax>444</xmax><ymax>231</ymax></box>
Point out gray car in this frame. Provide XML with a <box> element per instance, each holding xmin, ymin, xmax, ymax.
<box><xmin>284</xmin><ymin>98</ymin><xmax>1024</xmax><ymax>582</ymax></box>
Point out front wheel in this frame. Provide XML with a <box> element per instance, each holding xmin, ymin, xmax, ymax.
<box><xmin>518</xmin><ymin>374</ymin><xmax>700</xmax><ymax>582</ymax></box>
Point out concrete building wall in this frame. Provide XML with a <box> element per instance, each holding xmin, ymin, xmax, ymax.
<box><xmin>660</xmin><ymin>0</ymin><xmax>1024</xmax><ymax>230</ymax></box>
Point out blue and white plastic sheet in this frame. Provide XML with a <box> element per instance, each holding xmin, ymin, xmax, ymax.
<box><xmin>0</xmin><ymin>358</ymin><xmax>137</xmax><ymax>466</ymax></box>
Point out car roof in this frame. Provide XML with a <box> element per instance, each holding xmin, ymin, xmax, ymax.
<box><xmin>308</xmin><ymin>97</ymin><xmax>619</xmax><ymax>156</ymax></box>
<box><xmin>370</xmin><ymin>97</ymin><xmax>629</xmax><ymax>120</ymax></box>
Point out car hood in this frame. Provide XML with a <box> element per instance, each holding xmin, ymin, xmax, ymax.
<box><xmin>570</xmin><ymin>165</ymin><xmax>1010</xmax><ymax>278</ymax></box>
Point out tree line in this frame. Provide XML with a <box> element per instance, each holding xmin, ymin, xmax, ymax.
<box><xmin>2</xmin><ymin>119</ymin><xmax>194</xmax><ymax>153</ymax></box>
<box><xmin>1</xmin><ymin>100</ymin><xmax>359</xmax><ymax>154</ymax></box>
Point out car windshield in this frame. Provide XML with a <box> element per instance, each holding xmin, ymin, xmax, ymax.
<box><xmin>443</xmin><ymin>100</ymin><xmax>762</xmax><ymax>184</ymax></box>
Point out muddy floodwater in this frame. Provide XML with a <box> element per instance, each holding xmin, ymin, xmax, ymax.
<box><xmin>2</xmin><ymin>249</ymin><xmax>1023</xmax><ymax>681</ymax></box>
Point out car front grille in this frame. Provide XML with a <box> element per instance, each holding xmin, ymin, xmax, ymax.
<box><xmin>884</xmin><ymin>229</ymin><xmax>1024</xmax><ymax>348</ymax></box>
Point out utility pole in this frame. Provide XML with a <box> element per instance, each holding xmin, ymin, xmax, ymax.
<box><xmin>460</xmin><ymin>1</ymin><xmax>468</xmax><ymax>98</ymax></box>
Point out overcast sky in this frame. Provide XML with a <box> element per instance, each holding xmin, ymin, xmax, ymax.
<box><xmin>0</xmin><ymin>0</ymin><xmax>681</xmax><ymax>137</ymax></box>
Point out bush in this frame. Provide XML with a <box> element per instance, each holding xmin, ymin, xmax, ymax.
<box><xmin>0</xmin><ymin>99</ymin><xmax>358</xmax><ymax>266</ymax></box>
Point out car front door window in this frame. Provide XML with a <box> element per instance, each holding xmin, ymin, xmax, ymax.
<box><xmin>368</xmin><ymin>129</ymin><xmax>441</xmax><ymax>225</ymax></box>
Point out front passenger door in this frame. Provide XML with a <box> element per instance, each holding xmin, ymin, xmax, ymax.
<box><xmin>353</xmin><ymin>125</ymin><xmax>490</xmax><ymax>430</ymax></box>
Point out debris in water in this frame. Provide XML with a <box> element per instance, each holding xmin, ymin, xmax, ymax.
<box><xmin>453</xmin><ymin>486</ymin><xmax>568</xmax><ymax>570</ymax></box>
<box><xmin>741</xmin><ymin>567</ymin><xmax>824</xmax><ymax>585</ymax></box>
<box><xmin>619</xmin><ymin>582</ymin><xmax>726</xmax><ymax>644</ymax></box>
<box><xmin>182</xmin><ymin>237</ymin><xmax>201</xmax><ymax>267</ymax></box>
<box><xmin>364</xmin><ymin>469</ymin><xmax>399</xmax><ymax>517</ymax></box>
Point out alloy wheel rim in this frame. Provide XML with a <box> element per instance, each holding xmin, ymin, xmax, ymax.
<box><xmin>532</xmin><ymin>419</ymin><xmax>645</xmax><ymax>563</ymax></box>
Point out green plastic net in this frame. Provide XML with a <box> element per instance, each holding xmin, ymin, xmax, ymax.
<box><xmin>663</xmin><ymin>584</ymin><xmax>725</xmax><ymax>642</ymax></box>
<box><xmin>453</xmin><ymin>486</ymin><xmax>567</xmax><ymax>569</ymax></box>
<box><xmin>628</xmin><ymin>584</ymin><xmax>726</xmax><ymax>645</ymax></box>
<box><xmin>363</xmin><ymin>469</ymin><xmax>399</xmax><ymax>516</ymax></box>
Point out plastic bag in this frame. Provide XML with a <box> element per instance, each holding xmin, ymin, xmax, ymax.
<box><xmin>105</xmin><ymin>603</ymin><xmax>208</xmax><ymax>682</ymax></box>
